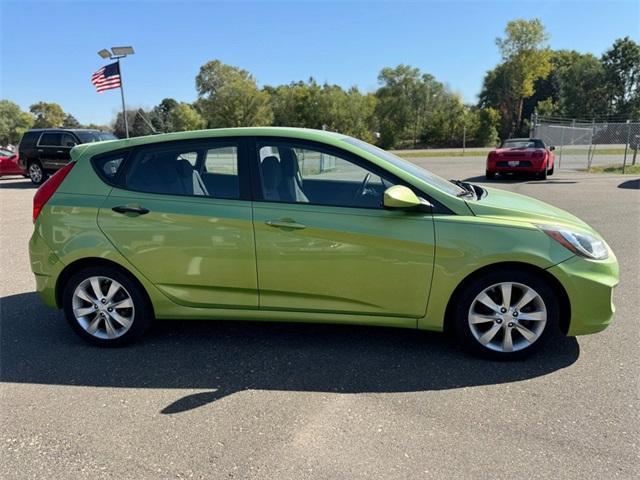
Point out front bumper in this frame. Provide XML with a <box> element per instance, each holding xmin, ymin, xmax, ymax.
<box><xmin>547</xmin><ymin>252</ymin><xmax>619</xmax><ymax>336</ymax></box>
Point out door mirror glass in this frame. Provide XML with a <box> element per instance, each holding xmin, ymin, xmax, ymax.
<box><xmin>549</xmin><ymin>145</ymin><xmax>555</xmax><ymax>151</ymax></box>
<box><xmin>383</xmin><ymin>185</ymin><xmax>422</xmax><ymax>209</ymax></box>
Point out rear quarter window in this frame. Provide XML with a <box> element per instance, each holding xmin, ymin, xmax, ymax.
<box><xmin>19</xmin><ymin>131</ymin><xmax>40</xmax><ymax>148</ymax></box>
<box><xmin>91</xmin><ymin>151</ymin><xmax>128</xmax><ymax>185</ymax></box>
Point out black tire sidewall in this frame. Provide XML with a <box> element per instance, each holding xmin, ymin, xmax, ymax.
<box><xmin>62</xmin><ymin>266</ymin><xmax>153</xmax><ymax>347</ymax></box>
<box><xmin>453</xmin><ymin>269</ymin><xmax>560</xmax><ymax>360</ymax></box>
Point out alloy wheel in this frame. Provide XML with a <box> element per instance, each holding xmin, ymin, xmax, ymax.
<box><xmin>468</xmin><ymin>282</ymin><xmax>547</xmax><ymax>353</ymax></box>
<box><xmin>72</xmin><ymin>276</ymin><xmax>135</xmax><ymax>340</ymax></box>
<box><xmin>29</xmin><ymin>163</ymin><xmax>43</xmax><ymax>183</ymax></box>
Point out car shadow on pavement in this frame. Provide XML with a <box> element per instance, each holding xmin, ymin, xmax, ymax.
<box><xmin>1</xmin><ymin>292</ymin><xmax>580</xmax><ymax>414</ymax></box>
<box><xmin>0</xmin><ymin>179</ymin><xmax>35</xmax><ymax>189</ymax></box>
<box><xmin>618</xmin><ymin>178</ymin><xmax>639</xmax><ymax>190</ymax></box>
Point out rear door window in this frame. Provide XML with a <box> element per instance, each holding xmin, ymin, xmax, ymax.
<box><xmin>38</xmin><ymin>132</ymin><xmax>62</xmax><ymax>146</ymax></box>
<box><xmin>120</xmin><ymin>141</ymin><xmax>241</xmax><ymax>199</ymax></box>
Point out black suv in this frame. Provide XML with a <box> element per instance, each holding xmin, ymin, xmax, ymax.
<box><xmin>19</xmin><ymin>129</ymin><xmax>117</xmax><ymax>184</ymax></box>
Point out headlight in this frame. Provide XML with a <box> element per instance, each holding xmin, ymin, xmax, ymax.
<box><xmin>538</xmin><ymin>225</ymin><xmax>608</xmax><ymax>260</ymax></box>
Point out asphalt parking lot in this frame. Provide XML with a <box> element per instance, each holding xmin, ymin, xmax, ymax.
<box><xmin>1</xmin><ymin>158</ymin><xmax>638</xmax><ymax>480</ymax></box>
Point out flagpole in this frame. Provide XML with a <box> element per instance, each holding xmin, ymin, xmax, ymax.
<box><xmin>117</xmin><ymin>58</ymin><xmax>129</xmax><ymax>139</ymax></box>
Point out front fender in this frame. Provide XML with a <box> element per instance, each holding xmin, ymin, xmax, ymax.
<box><xmin>419</xmin><ymin>216</ymin><xmax>574</xmax><ymax>331</ymax></box>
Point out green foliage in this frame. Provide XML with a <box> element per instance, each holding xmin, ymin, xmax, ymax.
<box><xmin>196</xmin><ymin>60</ymin><xmax>272</xmax><ymax>128</ymax></box>
<box><xmin>62</xmin><ymin>114</ymin><xmax>82</xmax><ymax>128</ymax></box>
<box><xmin>475</xmin><ymin>108</ymin><xmax>501</xmax><ymax>147</ymax></box>
<box><xmin>150</xmin><ymin>98</ymin><xmax>179</xmax><ymax>133</ymax></box>
<box><xmin>29</xmin><ymin>101</ymin><xmax>66</xmax><ymax>128</ymax></box>
<box><xmin>0</xmin><ymin>100</ymin><xmax>34</xmax><ymax>145</ymax></box>
<box><xmin>493</xmin><ymin>18</ymin><xmax>552</xmax><ymax>133</ymax></box>
<box><xmin>558</xmin><ymin>54</ymin><xmax>608</xmax><ymax>117</ymax></box>
<box><xmin>169</xmin><ymin>103</ymin><xmax>205</xmax><ymax>132</ymax></box>
<box><xmin>601</xmin><ymin>37</ymin><xmax>640</xmax><ymax>116</ymax></box>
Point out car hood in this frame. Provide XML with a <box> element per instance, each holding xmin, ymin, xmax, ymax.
<box><xmin>466</xmin><ymin>186</ymin><xmax>598</xmax><ymax>234</ymax></box>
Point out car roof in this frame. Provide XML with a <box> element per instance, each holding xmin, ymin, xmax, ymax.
<box><xmin>26</xmin><ymin>128</ymin><xmax>106</xmax><ymax>133</ymax></box>
<box><xmin>71</xmin><ymin>127</ymin><xmax>349</xmax><ymax>160</ymax></box>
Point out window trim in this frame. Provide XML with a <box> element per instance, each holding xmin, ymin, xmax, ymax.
<box><xmin>90</xmin><ymin>148</ymin><xmax>132</xmax><ymax>186</ymax></box>
<box><xmin>37</xmin><ymin>131</ymin><xmax>66</xmax><ymax>147</ymax></box>
<box><xmin>103</xmin><ymin>137</ymin><xmax>251</xmax><ymax>201</ymax></box>
<box><xmin>248</xmin><ymin>136</ymin><xmax>451</xmax><ymax>213</ymax></box>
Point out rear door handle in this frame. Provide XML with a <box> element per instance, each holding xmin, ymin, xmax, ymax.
<box><xmin>265</xmin><ymin>219</ymin><xmax>307</xmax><ymax>230</ymax></box>
<box><xmin>112</xmin><ymin>205</ymin><xmax>150</xmax><ymax>215</ymax></box>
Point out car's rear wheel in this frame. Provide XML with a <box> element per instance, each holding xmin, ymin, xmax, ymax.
<box><xmin>548</xmin><ymin>164</ymin><xmax>554</xmax><ymax>176</ymax></box>
<box><xmin>28</xmin><ymin>160</ymin><xmax>47</xmax><ymax>185</ymax></box>
<box><xmin>536</xmin><ymin>166</ymin><xmax>548</xmax><ymax>180</ymax></box>
<box><xmin>62</xmin><ymin>266</ymin><xmax>153</xmax><ymax>346</ymax></box>
<box><xmin>452</xmin><ymin>269</ymin><xmax>559</xmax><ymax>360</ymax></box>
<box><xmin>486</xmin><ymin>170</ymin><xmax>496</xmax><ymax>180</ymax></box>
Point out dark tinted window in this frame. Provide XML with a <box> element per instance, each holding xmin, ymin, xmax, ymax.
<box><xmin>502</xmin><ymin>139</ymin><xmax>545</xmax><ymax>149</ymax></box>
<box><xmin>19</xmin><ymin>131</ymin><xmax>40</xmax><ymax>147</ymax></box>
<box><xmin>61</xmin><ymin>133</ymin><xmax>77</xmax><ymax>147</ymax></box>
<box><xmin>93</xmin><ymin>152</ymin><xmax>126</xmax><ymax>183</ymax></box>
<box><xmin>122</xmin><ymin>142</ymin><xmax>240</xmax><ymax>199</ymax></box>
<box><xmin>38</xmin><ymin>132</ymin><xmax>62</xmax><ymax>146</ymax></box>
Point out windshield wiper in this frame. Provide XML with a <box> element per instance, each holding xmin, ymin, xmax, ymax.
<box><xmin>450</xmin><ymin>179</ymin><xmax>475</xmax><ymax>197</ymax></box>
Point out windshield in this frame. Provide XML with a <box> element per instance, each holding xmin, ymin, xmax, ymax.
<box><xmin>342</xmin><ymin>137</ymin><xmax>465</xmax><ymax>196</ymax></box>
<box><xmin>75</xmin><ymin>131</ymin><xmax>118</xmax><ymax>143</ymax></box>
<box><xmin>502</xmin><ymin>139</ymin><xmax>544</xmax><ymax>149</ymax></box>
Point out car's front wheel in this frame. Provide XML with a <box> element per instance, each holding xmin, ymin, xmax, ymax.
<box><xmin>453</xmin><ymin>269</ymin><xmax>559</xmax><ymax>359</ymax></box>
<box><xmin>28</xmin><ymin>161</ymin><xmax>47</xmax><ymax>185</ymax></box>
<box><xmin>62</xmin><ymin>266</ymin><xmax>153</xmax><ymax>346</ymax></box>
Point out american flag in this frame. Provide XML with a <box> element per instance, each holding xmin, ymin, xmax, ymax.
<box><xmin>91</xmin><ymin>62</ymin><xmax>121</xmax><ymax>93</ymax></box>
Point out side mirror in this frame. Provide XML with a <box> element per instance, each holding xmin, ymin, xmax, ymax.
<box><xmin>549</xmin><ymin>145</ymin><xmax>555</xmax><ymax>151</ymax></box>
<box><xmin>383</xmin><ymin>185</ymin><xmax>430</xmax><ymax>210</ymax></box>
<box><xmin>66</xmin><ymin>142</ymin><xmax>76</xmax><ymax>147</ymax></box>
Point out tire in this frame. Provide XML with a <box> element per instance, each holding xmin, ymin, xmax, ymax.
<box><xmin>485</xmin><ymin>170</ymin><xmax>496</xmax><ymax>180</ymax></box>
<box><xmin>536</xmin><ymin>167</ymin><xmax>547</xmax><ymax>180</ymax></box>
<box><xmin>62</xmin><ymin>266</ymin><xmax>154</xmax><ymax>347</ymax></box>
<box><xmin>452</xmin><ymin>268</ymin><xmax>560</xmax><ymax>360</ymax></box>
<box><xmin>28</xmin><ymin>160</ymin><xmax>47</xmax><ymax>185</ymax></box>
<box><xmin>548</xmin><ymin>164</ymin><xmax>554</xmax><ymax>176</ymax></box>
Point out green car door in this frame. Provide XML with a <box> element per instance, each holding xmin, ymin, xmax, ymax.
<box><xmin>97</xmin><ymin>139</ymin><xmax>258</xmax><ymax>308</ymax></box>
<box><xmin>251</xmin><ymin>139</ymin><xmax>435</xmax><ymax>318</ymax></box>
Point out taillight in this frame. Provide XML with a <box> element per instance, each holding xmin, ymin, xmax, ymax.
<box><xmin>532</xmin><ymin>150</ymin><xmax>545</xmax><ymax>159</ymax></box>
<box><xmin>33</xmin><ymin>162</ymin><xmax>75</xmax><ymax>223</ymax></box>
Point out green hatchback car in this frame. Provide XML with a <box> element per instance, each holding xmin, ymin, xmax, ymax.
<box><xmin>29</xmin><ymin>127</ymin><xmax>619</xmax><ymax>358</ymax></box>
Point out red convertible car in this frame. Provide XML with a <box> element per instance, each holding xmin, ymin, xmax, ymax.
<box><xmin>0</xmin><ymin>148</ymin><xmax>26</xmax><ymax>178</ymax></box>
<box><xmin>486</xmin><ymin>138</ymin><xmax>555</xmax><ymax>180</ymax></box>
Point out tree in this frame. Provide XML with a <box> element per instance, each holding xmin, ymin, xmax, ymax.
<box><xmin>475</xmin><ymin>108</ymin><xmax>501</xmax><ymax>147</ymax></box>
<box><xmin>29</xmin><ymin>101</ymin><xmax>66</xmax><ymax>128</ymax></box>
<box><xmin>112</xmin><ymin>109</ymin><xmax>154</xmax><ymax>138</ymax></box>
<box><xmin>169</xmin><ymin>103</ymin><xmax>205</xmax><ymax>131</ymax></box>
<box><xmin>494</xmin><ymin>19</ymin><xmax>552</xmax><ymax>134</ymax></box>
<box><xmin>601</xmin><ymin>37</ymin><xmax>640</xmax><ymax>116</ymax></box>
<box><xmin>375</xmin><ymin>65</ymin><xmax>447</xmax><ymax>148</ymax></box>
<box><xmin>62</xmin><ymin>114</ymin><xmax>82</xmax><ymax>128</ymax></box>
<box><xmin>195</xmin><ymin>60</ymin><xmax>272</xmax><ymax>128</ymax></box>
<box><xmin>150</xmin><ymin>97</ymin><xmax>179</xmax><ymax>132</ymax></box>
<box><xmin>558</xmin><ymin>54</ymin><xmax>608</xmax><ymax>118</ymax></box>
<box><xmin>0</xmin><ymin>100</ymin><xmax>34</xmax><ymax>145</ymax></box>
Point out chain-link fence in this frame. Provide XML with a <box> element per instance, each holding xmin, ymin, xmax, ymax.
<box><xmin>530</xmin><ymin>115</ymin><xmax>640</xmax><ymax>171</ymax></box>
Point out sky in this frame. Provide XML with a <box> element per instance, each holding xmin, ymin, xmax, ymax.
<box><xmin>1</xmin><ymin>0</ymin><xmax>638</xmax><ymax>125</ymax></box>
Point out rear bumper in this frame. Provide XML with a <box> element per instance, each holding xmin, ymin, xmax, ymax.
<box><xmin>29</xmin><ymin>228</ymin><xmax>63</xmax><ymax>308</ymax></box>
<box><xmin>547</xmin><ymin>252</ymin><xmax>619</xmax><ymax>336</ymax></box>
<box><xmin>487</xmin><ymin>162</ymin><xmax>546</xmax><ymax>173</ymax></box>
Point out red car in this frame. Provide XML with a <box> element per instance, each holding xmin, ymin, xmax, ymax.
<box><xmin>0</xmin><ymin>148</ymin><xmax>27</xmax><ymax>178</ymax></box>
<box><xmin>486</xmin><ymin>138</ymin><xmax>555</xmax><ymax>180</ymax></box>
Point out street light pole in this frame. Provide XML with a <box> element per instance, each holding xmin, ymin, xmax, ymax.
<box><xmin>98</xmin><ymin>46</ymin><xmax>134</xmax><ymax>139</ymax></box>
<box><xmin>116</xmin><ymin>58</ymin><xmax>129</xmax><ymax>138</ymax></box>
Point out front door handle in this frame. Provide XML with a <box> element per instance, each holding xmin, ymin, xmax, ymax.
<box><xmin>112</xmin><ymin>205</ymin><xmax>150</xmax><ymax>215</ymax></box>
<box><xmin>265</xmin><ymin>219</ymin><xmax>307</xmax><ymax>230</ymax></box>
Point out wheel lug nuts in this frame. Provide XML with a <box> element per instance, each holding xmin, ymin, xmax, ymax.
<box><xmin>101</xmin><ymin>298</ymin><xmax>107</xmax><ymax>304</ymax></box>
<box><xmin>508</xmin><ymin>322</ymin><xmax>514</xmax><ymax>328</ymax></box>
<box><xmin>107</xmin><ymin>307</ymin><xmax>113</xmax><ymax>312</ymax></box>
<box><xmin>513</xmin><ymin>311</ymin><xmax>519</xmax><ymax>317</ymax></box>
<box><xmin>496</xmin><ymin>318</ymin><xmax>502</xmax><ymax>324</ymax></box>
<box><xmin>500</xmin><ymin>307</ymin><xmax>507</xmax><ymax>313</ymax></box>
